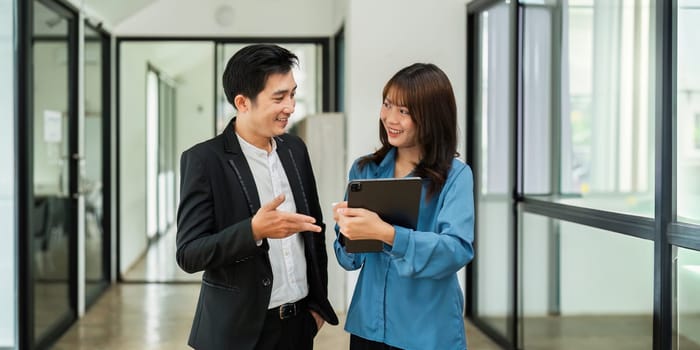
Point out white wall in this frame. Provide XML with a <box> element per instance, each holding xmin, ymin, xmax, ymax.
<box><xmin>345</xmin><ymin>0</ymin><xmax>468</xmax><ymax>164</ymax></box>
<box><xmin>114</xmin><ymin>0</ymin><xmax>335</xmax><ymax>36</ymax></box>
<box><xmin>0</xmin><ymin>0</ymin><xmax>16</xmax><ymax>346</ymax></box>
<box><xmin>332</xmin><ymin>0</ymin><xmax>348</xmax><ymax>33</ymax></box>
<box><xmin>174</xmin><ymin>45</ymin><xmax>216</xmax><ymax>200</ymax></box>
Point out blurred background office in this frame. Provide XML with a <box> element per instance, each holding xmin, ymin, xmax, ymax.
<box><xmin>1</xmin><ymin>0</ymin><xmax>698</xmax><ymax>349</ymax></box>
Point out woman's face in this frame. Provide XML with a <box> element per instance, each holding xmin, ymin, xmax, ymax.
<box><xmin>380</xmin><ymin>90</ymin><xmax>418</xmax><ymax>151</ymax></box>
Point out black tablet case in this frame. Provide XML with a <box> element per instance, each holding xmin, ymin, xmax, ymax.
<box><xmin>342</xmin><ymin>177</ymin><xmax>422</xmax><ymax>253</ymax></box>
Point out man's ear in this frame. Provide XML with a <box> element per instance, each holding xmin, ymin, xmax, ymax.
<box><xmin>234</xmin><ymin>95</ymin><xmax>248</xmax><ymax>112</ymax></box>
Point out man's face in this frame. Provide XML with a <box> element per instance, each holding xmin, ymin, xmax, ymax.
<box><xmin>245</xmin><ymin>71</ymin><xmax>297</xmax><ymax>138</ymax></box>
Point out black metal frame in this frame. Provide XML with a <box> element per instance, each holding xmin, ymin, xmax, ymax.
<box><xmin>333</xmin><ymin>25</ymin><xmax>344</xmax><ymax>113</ymax></box>
<box><xmin>465</xmin><ymin>0</ymin><xmax>700</xmax><ymax>349</ymax></box>
<box><xmin>465</xmin><ymin>1</ymin><xmax>520</xmax><ymax>349</ymax></box>
<box><xmin>653</xmin><ymin>0</ymin><xmax>675</xmax><ymax>348</ymax></box>
<box><xmin>115</xmin><ymin>36</ymin><xmax>332</xmax><ymax>282</ymax></box>
<box><xmin>16</xmin><ymin>0</ymin><xmax>31</xmax><ymax>347</ymax></box>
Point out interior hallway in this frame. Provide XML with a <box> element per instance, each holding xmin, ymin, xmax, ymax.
<box><xmin>53</xmin><ymin>283</ymin><xmax>501</xmax><ymax>349</ymax></box>
<box><xmin>63</xmin><ymin>227</ymin><xmax>500</xmax><ymax>349</ymax></box>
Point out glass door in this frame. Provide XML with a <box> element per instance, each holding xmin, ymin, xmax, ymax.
<box><xmin>30</xmin><ymin>0</ymin><xmax>77</xmax><ymax>346</ymax></box>
<box><xmin>83</xmin><ymin>22</ymin><xmax>109</xmax><ymax>305</ymax></box>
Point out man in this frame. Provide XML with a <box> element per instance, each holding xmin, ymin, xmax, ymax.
<box><xmin>176</xmin><ymin>44</ymin><xmax>338</xmax><ymax>350</ymax></box>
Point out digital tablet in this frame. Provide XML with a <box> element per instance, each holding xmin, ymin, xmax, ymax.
<box><xmin>342</xmin><ymin>177</ymin><xmax>422</xmax><ymax>253</ymax></box>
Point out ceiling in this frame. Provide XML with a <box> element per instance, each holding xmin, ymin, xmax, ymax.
<box><xmin>83</xmin><ymin>0</ymin><xmax>158</xmax><ymax>28</ymax></box>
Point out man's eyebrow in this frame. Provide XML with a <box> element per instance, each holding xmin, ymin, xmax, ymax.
<box><xmin>272</xmin><ymin>85</ymin><xmax>298</xmax><ymax>96</ymax></box>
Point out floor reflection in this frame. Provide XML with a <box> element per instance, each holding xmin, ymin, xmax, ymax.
<box><xmin>53</xmin><ymin>284</ymin><xmax>500</xmax><ymax>350</ymax></box>
<box><xmin>122</xmin><ymin>227</ymin><xmax>201</xmax><ymax>282</ymax></box>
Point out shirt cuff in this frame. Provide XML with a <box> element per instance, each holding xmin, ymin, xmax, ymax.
<box><xmin>386</xmin><ymin>225</ymin><xmax>410</xmax><ymax>257</ymax></box>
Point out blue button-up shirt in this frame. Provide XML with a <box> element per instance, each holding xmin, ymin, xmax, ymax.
<box><xmin>334</xmin><ymin>148</ymin><xmax>475</xmax><ymax>350</ymax></box>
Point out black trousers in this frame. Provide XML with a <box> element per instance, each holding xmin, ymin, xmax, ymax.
<box><xmin>254</xmin><ymin>305</ymin><xmax>319</xmax><ymax>350</ymax></box>
<box><xmin>350</xmin><ymin>335</ymin><xmax>404</xmax><ymax>350</ymax></box>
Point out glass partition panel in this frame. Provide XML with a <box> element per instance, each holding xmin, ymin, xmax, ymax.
<box><xmin>558</xmin><ymin>0</ymin><xmax>656</xmax><ymax>216</ymax></box>
<box><xmin>522</xmin><ymin>3</ymin><xmax>553</xmax><ymax>195</ymax></box>
<box><xmin>83</xmin><ymin>24</ymin><xmax>107</xmax><ymax>302</ymax></box>
<box><xmin>677</xmin><ymin>0</ymin><xmax>700</xmax><ymax>225</ymax></box>
<box><xmin>674</xmin><ymin>246</ymin><xmax>700</xmax><ymax>349</ymax></box>
<box><xmin>32</xmin><ymin>0</ymin><xmax>75</xmax><ymax>341</ymax></box>
<box><xmin>0</xmin><ymin>0</ymin><xmax>16</xmax><ymax>347</ymax></box>
<box><xmin>521</xmin><ymin>213</ymin><xmax>654</xmax><ymax>349</ymax></box>
<box><xmin>474</xmin><ymin>0</ymin><xmax>513</xmax><ymax>338</ymax></box>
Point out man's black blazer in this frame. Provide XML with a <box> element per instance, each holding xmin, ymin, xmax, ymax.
<box><xmin>176</xmin><ymin>118</ymin><xmax>339</xmax><ymax>349</ymax></box>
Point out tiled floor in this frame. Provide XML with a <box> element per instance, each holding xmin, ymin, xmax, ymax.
<box><xmin>54</xmin><ymin>283</ymin><xmax>501</xmax><ymax>349</ymax></box>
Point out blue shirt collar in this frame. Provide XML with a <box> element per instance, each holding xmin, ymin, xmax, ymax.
<box><xmin>376</xmin><ymin>148</ymin><xmax>397</xmax><ymax>177</ymax></box>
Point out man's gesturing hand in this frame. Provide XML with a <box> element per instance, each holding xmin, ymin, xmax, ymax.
<box><xmin>251</xmin><ymin>195</ymin><xmax>322</xmax><ymax>241</ymax></box>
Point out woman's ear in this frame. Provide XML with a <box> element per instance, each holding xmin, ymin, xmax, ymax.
<box><xmin>234</xmin><ymin>95</ymin><xmax>248</xmax><ymax>112</ymax></box>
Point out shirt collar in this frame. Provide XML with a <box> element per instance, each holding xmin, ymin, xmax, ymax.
<box><xmin>235</xmin><ymin>132</ymin><xmax>277</xmax><ymax>156</ymax></box>
<box><xmin>376</xmin><ymin>147</ymin><xmax>397</xmax><ymax>176</ymax></box>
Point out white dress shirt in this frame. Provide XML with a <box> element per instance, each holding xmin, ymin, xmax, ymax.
<box><xmin>236</xmin><ymin>133</ymin><xmax>309</xmax><ymax>309</ymax></box>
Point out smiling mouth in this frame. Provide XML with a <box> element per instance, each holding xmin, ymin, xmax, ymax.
<box><xmin>275</xmin><ymin>117</ymin><xmax>289</xmax><ymax>122</ymax></box>
<box><xmin>387</xmin><ymin>127</ymin><xmax>403</xmax><ymax>135</ymax></box>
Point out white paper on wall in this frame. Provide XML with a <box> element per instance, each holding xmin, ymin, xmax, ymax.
<box><xmin>43</xmin><ymin>110</ymin><xmax>62</xmax><ymax>143</ymax></box>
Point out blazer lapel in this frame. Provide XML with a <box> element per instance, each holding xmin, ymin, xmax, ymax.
<box><xmin>275</xmin><ymin>136</ymin><xmax>319</xmax><ymax>262</ymax></box>
<box><xmin>275</xmin><ymin>137</ymin><xmax>310</xmax><ymax>216</ymax></box>
<box><xmin>223</xmin><ymin>118</ymin><xmax>261</xmax><ymax>215</ymax></box>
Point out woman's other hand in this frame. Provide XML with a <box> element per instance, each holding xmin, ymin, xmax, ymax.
<box><xmin>332</xmin><ymin>201</ymin><xmax>348</xmax><ymax>223</ymax></box>
<box><xmin>336</xmin><ymin>207</ymin><xmax>396</xmax><ymax>245</ymax></box>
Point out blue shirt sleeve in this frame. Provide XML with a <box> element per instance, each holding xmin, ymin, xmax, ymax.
<box><xmin>385</xmin><ymin>165</ymin><xmax>475</xmax><ymax>279</ymax></box>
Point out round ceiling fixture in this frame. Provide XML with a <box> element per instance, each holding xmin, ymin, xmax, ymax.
<box><xmin>214</xmin><ymin>4</ymin><xmax>235</xmax><ymax>27</ymax></box>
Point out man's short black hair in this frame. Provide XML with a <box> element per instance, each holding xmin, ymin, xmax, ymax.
<box><xmin>222</xmin><ymin>44</ymin><xmax>299</xmax><ymax>109</ymax></box>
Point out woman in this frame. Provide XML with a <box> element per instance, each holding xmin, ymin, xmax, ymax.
<box><xmin>333</xmin><ymin>63</ymin><xmax>475</xmax><ymax>350</ymax></box>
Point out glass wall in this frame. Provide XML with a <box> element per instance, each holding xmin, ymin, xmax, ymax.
<box><xmin>521</xmin><ymin>213</ymin><xmax>654</xmax><ymax>349</ymax></box>
<box><xmin>473</xmin><ymin>0</ymin><xmax>514</xmax><ymax>339</ymax></box>
<box><xmin>519</xmin><ymin>0</ymin><xmax>656</xmax><ymax>215</ymax></box>
<box><xmin>561</xmin><ymin>0</ymin><xmax>656</xmax><ymax>216</ymax></box>
<box><xmin>677</xmin><ymin>1</ymin><xmax>700</xmax><ymax>225</ymax></box>
<box><xmin>674</xmin><ymin>247</ymin><xmax>700</xmax><ymax>349</ymax></box>
<box><xmin>83</xmin><ymin>23</ymin><xmax>107</xmax><ymax>302</ymax></box>
<box><xmin>467</xmin><ymin>0</ymin><xmax>700</xmax><ymax>349</ymax></box>
<box><xmin>145</xmin><ymin>68</ymin><xmax>159</xmax><ymax>239</ymax></box>
<box><xmin>0</xmin><ymin>0</ymin><xmax>17</xmax><ymax>347</ymax></box>
<box><xmin>32</xmin><ymin>0</ymin><xmax>76</xmax><ymax>343</ymax></box>
<box><xmin>145</xmin><ymin>66</ymin><xmax>176</xmax><ymax>240</ymax></box>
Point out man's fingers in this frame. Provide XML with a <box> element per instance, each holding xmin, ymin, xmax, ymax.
<box><xmin>275</xmin><ymin>212</ymin><xmax>322</xmax><ymax>233</ymax></box>
<box><xmin>260</xmin><ymin>194</ymin><xmax>285</xmax><ymax>212</ymax></box>
<box><xmin>276</xmin><ymin>211</ymin><xmax>316</xmax><ymax>223</ymax></box>
<box><xmin>303</xmin><ymin>223</ymin><xmax>323</xmax><ymax>233</ymax></box>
